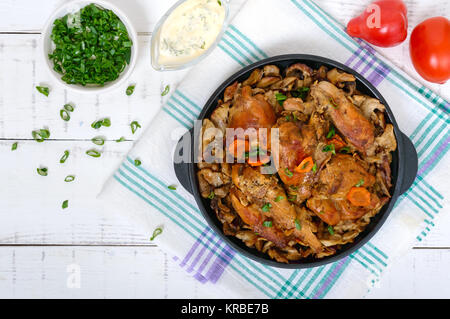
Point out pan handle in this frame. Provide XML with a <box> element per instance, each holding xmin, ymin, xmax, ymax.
<box><xmin>399</xmin><ymin>132</ymin><xmax>418</xmax><ymax>195</ymax></box>
<box><xmin>173</xmin><ymin>129</ymin><xmax>194</xmax><ymax>195</ymax></box>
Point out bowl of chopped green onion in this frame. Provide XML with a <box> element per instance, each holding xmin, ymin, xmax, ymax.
<box><xmin>41</xmin><ymin>0</ymin><xmax>138</xmax><ymax>93</ymax></box>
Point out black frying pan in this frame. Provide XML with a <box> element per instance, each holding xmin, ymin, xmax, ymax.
<box><xmin>173</xmin><ymin>54</ymin><xmax>418</xmax><ymax>269</ymax></box>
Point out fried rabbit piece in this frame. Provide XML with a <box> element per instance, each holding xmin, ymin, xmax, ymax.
<box><xmin>311</xmin><ymin>81</ymin><xmax>375</xmax><ymax>152</ymax></box>
<box><xmin>231</xmin><ymin>164</ymin><xmax>323</xmax><ymax>252</ymax></box>
<box><xmin>230</xmin><ymin>188</ymin><xmax>288</xmax><ymax>248</ymax></box>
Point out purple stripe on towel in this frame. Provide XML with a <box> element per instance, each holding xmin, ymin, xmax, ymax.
<box><xmin>180</xmin><ymin>228</ymin><xmax>208</xmax><ymax>267</ymax></box>
<box><xmin>312</xmin><ymin>256</ymin><xmax>350</xmax><ymax>299</ymax></box>
<box><xmin>367</xmin><ymin>61</ymin><xmax>391</xmax><ymax>87</ymax></box>
<box><xmin>418</xmin><ymin>135</ymin><xmax>450</xmax><ymax>176</ymax></box>
<box><xmin>205</xmin><ymin>244</ymin><xmax>236</xmax><ymax>284</ymax></box>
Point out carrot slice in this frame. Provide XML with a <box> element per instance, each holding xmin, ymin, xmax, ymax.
<box><xmin>248</xmin><ymin>154</ymin><xmax>271</xmax><ymax>166</ymax></box>
<box><xmin>228</xmin><ymin>139</ymin><xmax>249</xmax><ymax>159</ymax></box>
<box><xmin>329</xmin><ymin>135</ymin><xmax>346</xmax><ymax>151</ymax></box>
<box><xmin>346</xmin><ymin>187</ymin><xmax>371</xmax><ymax>207</ymax></box>
<box><xmin>294</xmin><ymin>156</ymin><xmax>314</xmax><ymax>173</ymax></box>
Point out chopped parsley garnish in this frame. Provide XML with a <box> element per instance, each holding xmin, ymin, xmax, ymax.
<box><xmin>355</xmin><ymin>179</ymin><xmax>365</xmax><ymax>187</ymax></box>
<box><xmin>36</xmin><ymin>86</ymin><xmax>49</xmax><ymax>97</ymax></box>
<box><xmin>262</xmin><ymin>203</ymin><xmax>272</xmax><ymax>212</ymax></box>
<box><xmin>48</xmin><ymin>4</ymin><xmax>132</xmax><ymax>86</ymax></box>
<box><xmin>263</xmin><ymin>221</ymin><xmax>273</xmax><ymax>228</ymax></box>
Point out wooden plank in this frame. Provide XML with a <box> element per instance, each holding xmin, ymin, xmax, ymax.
<box><xmin>0</xmin><ymin>245</ymin><xmax>448</xmax><ymax>298</ymax></box>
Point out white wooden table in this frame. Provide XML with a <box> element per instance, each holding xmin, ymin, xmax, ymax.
<box><xmin>0</xmin><ymin>0</ymin><xmax>449</xmax><ymax>299</ymax></box>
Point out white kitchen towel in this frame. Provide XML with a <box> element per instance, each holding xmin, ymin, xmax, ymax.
<box><xmin>100</xmin><ymin>0</ymin><xmax>449</xmax><ymax>298</ymax></box>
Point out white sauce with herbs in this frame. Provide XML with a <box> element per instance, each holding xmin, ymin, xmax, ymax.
<box><xmin>158</xmin><ymin>0</ymin><xmax>225</xmax><ymax>65</ymax></box>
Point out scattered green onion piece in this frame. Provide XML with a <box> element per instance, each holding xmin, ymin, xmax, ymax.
<box><xmin>217</xmin><ymin>0</ymin><xmax>222</xmax><ymax>5</ymax></box>
<box><xmin>288</xmin><ymin>195</ymin><xmax>297</xmax><ymax>202</ymax></box>
<box><xmin>275</xmin><ymin>196</ymin><xmax>284</xmax><ymax>202</ymax></box>
<box><xmin>275</xmin><ymin>93</ymin><xmax>287</xmax><ymax>105</ymax></box>
<box><xmin>60</xmin><ymin>109</ymin><xmax>70</xmax><ymax>121</ymax></box>
<box><xmin>312</xmin><ymin>163</ymin><xmax>317</xmax><ymax>173</ymax></box>
<box><xmin>64</xmin><ymin>175</ymin><xmax>75</xmax><ymax>182</ymax></box>
<box><xmin>37</xmin><ymin>167</ymin><xmax>48</xmax><ymax>176</ymax></box>
<box><xmin>208</xmin><ymin>191</ymin><xmax>215</xmax><ymax>199</ymax></box>
<box><xmin>262</xmin><ymin>203</ymin><xmax>272</xmax><ymax>212</ymax></box>
<box><xmin>134</xmin><ymin>159</ymin><xmax>142</xmax><ymax>166</ymax></box>
<box><xmin>291</xmin><ymin>87</ymin><xmax>309</xmax><ymax>100</ymax></box>
<box><xmin>327</xmin><ymin>225</ymin><xmax>335</xmax><ymax>235</ymax></box>
<box><xmin>62</xmin><ymin>200</ymin><xmax>69</xmax><ymax>209</ymax></box>
<box><xmin>64</xmin><ymin>104</ymin><xmax>74</xmax><ymax>112</ymax></box>
<box><xmin>91</xmin><ymin>136</ymin><xmax>105</xmax><ymax>146</ymax></box>
<box><xmin>102</xmin><ymin>118</ymin><xmax>111</xmax><ymax>127</ymax></box>
<box><xmin>60</xmin><ymin>150</ymin><xmax>70</xmax><ymax>163</ymax></box>
<box><xmin>295</xmin><ymin>219</ymin><xmax>301</xmax><ymax>230</ymax></box>
<box><xmin>150</xmin><ymin>227</ymin><xmax>163</xmax><ymax>241</ymax></box>
<box><xmin>161</xmin><ymin>85</ymin><xmax>170</xmax><ymax>96</ymax></box>
<box><xmin>284</xmin><ymin>168</ymin><xmax>293</xmax><ymax>177</ymax></box>
<box><xmin>168</xmin><ymin>185</ymin><xmax>177</xmax><ymax>190</ymax></box>
<box><xmin>130</xmin><ymin>121</ymin><xmax>141</xmax><ymax>134</ymax></box>
<box><xmin>322</xmin><ymin>143</ymin><xmax>336</xmax><ymax>155</ymax></box>
<box><xmin>36</xmin><ymin>86</ymin><xmax>49</xmax><ymax>97</ymax></box>
<box><xmin>115</xmin><ymin>137</ymin><xmax>126</xmax><ymax>143</ymax></box>
<box><xmin>32</xmin><ymin>129</ymin><xmax>50</xmax><ymax>142</ymax></box>
<box><xmin>327</xmin><ymin>126</ymin><xmax>335</xmax><ymax>139</ymax></box>
<box><xmin>285</xmin><ymin>115</ymin><xmax>291</xmax><ymax>121</ymax></box>
<box><xmin>340</xmin><ymin>146</ymin><xmax>351</xmax><ymax>154</ymax></box>
<box><xmin>86</xmin><ymin>149</ymin><xmax>101</xmax><ymax>158</ymax></box>
<box><xmin>91</xmin><ymin>118</ymin><xmax>111</xmax><ymax>129</ymax></box>
<box><xmin>11</xmin><ymin>142</ymin><xmax>18</xmax><ymax>151</ymax></box>
<box><xmin>126</xmin><ymin>85</ymin><xmax>135</xmax><ymax>96</ymax></box>
<box><xmin>355</xmin><ymin>179</ymin><xmax>365</xmax><ymax>187</ymax></box>
<box><xmin>263</xmin><ymin>221</ymin><xmax>273</xmax><ymax>228</ymax></box>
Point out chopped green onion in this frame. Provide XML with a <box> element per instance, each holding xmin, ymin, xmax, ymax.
<box><xmin>11</xmin><ymin>142</ymin><xmax>18</xmax><ymax>151</ymax></box>
<box><xmin>126</xmin><ymin>85</ymin><xmax>135</xmax><ymax>96</ymax></box>
<box><xmin>329</xmin><ymin>98</ymin><xmax>338</xmax><ymax>108</ymax></box>
<box><xmin>37</xmin><ymin>167</ymin><xmax>48</xmax><ymax>176</ymax></box>
<box><xmin>285</xmin><ymin>115</ymin><xmax>291</xmax><ymax>121</ymax></box>
<box><xmin>86</xmin><ymin>149</ymin><xmax>101</xmax><ymax>158</ymax></box>
<box><xmin>208</xmin><ymin>191</ymin><xmax>215</xmax><ymax>199</ymax></box>
<box><xmin>327</xmin><ymin>126</ymin><xmax>335</xmax><ymax>139</ymax></box>
<box><xmin>263</xmin><ymin>221</ymin><xmax>273</xmax><ymax>227</ymax></box>
<box><xmin>32</xmin><ymin>129</ymin><xmax>50</xmax><ymax>142</ymax></box>
<box><xmin>36</xmin><ymin>86</ymin><xmax>49</xmax><ymax>97</ymax></box>
<box><xmin>161</xmin><ymin>85</ymin><xmax>170</xmax><ymax>96</ymax></box>
<box><xmin>115</xmin><ymin>137</ymin><xmax>126</xmax><ymax>143</ymax></box>
<box><xmin>322</xmin><ymin>143</ymin><xmax>336</xmax><ymax>155</ymax></box>
<box><xmin>217</xmin><ymin>0</ymin><xmax>222</xmax><ymax>5</ymax></box>
<box><xmin>291</xmin><ymin>87</ymin><xmax>309</xmax><ymax>100</ymax></box>
<box><xmin>355</xmin><ymin>179</ymin><xmax>365</xmax><ymax>187</ymax></box>
<box><xmin>102</xmin><ymin>118</ymin><xmax>111</xmax><ymax>127</ymax></box>
<box><xmin>288</xmin><ymin>194</ymin><xmax>297</xmax><ymax>202</ymax></box>
<box><xmin>284</xmin><ymin>168</ymin><xmax>293</xmax><ymax>177</ymax></box>
<box><xmin>64</xmin><ymin>175</ymin><xmax>75</xmax><ymax>182</ymax></box>
<box><xmin>134</xmin><ymin>159</ymin><xmax>142</xmax><ymax>166</ymax></box>
<box><xmin>295</xmin><ymin>219</ymin><xmax>301</xmax><ymax>230</ymax></box>
<box><xmin>168</xmin><ymin>185</ymin><xmax>177</xmax><ymax>190</ymax></box>
<box><xmin>275</xmin><ymin>93</ymin><xmax>287</xmax><ymax>105</ymax></box>
<box><xmin>64</xmin><ymin>104</ymin><xmax>74</xmax><ymax>112</ymax></box>
<box><xmin>312</xmin><ymin>163</ymin><xmax>317</xmax><ymax>173</ymax></box>
<box><xmin>60</xmin><ymin>109</ymin><xmax>70</xmax><ymax>121</ymax></box>
<box><xmin>62</xmin><ymin>200</ymin><xmax>69</xmax><ymax>209</ymax></box>
<box><xmin>60</xmin><ymin>150</ymin><xmax>70</xmax><ymax>163</ymax></box>
<box><xmin>91</xmin><ymin>118</ymin><xmax>111</xmax><ymax>129</ymax></box>
<box><xmin>130</xmin><ymin>121</ymin><xmax>141</xmax><ymax>134</ymax></box>
<box><xmin>262</xmin><ymin>203</ymin><xmax>272</xmax><ymax>212</ymax></box>
<box><xmin>275</xmin><ymin>196</ymin><xmax>284</xmax><ymax>202</ymax></box>
<box><xmin>91</xmin><ymin>136</ymin><xmax>105</xmax><ymax>146</ymax></box>
<box><xmin>150</xmin><ymin>227</ymin><xmax>163</xmax><ymax>241</ymax></box>
<box><xmin>327</xmin><ymin>225</ymin><xmax>335</xmax><ymax>235</ymax></box>
<box><xmin>340</xmin><ymin>146</ymin><xmax>351</xmax><ymax>154</ymax></box>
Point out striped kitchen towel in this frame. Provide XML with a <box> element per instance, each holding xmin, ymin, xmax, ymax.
<box><xmin>100</xmin><ymin>0</ymin><xmax>449</xmax><ymax>298</ymax></box>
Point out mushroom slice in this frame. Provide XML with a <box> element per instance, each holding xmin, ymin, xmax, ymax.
<box><xmin>283</xmin><ymin>98</ymin><xmax>314</xmax><ymax>115</ymax></box>
<box><xmin>285</xmin><ymin>63</ymin><xmax>313</xmax><ymax>80</ymax></box>
<box><xmin>243</xmin><ymin>68</ymin><xmax>263</xmax><ymax>86</ymax></box>
<box><xmin>256</xmin><ymin>76</ymin><xmax>281</xmax><ymax>88</ymax></box>
<box><xmin>198</xmin><ymin>168</ymin><xmax>231</xmax><ymax>188</ymax></box>
<box><xmin>327</xmin><ymin>68</ymin><xmax>356</xmax><ymax>86</ymax></box>
<box><xmin>270</xmin><ymin>76</ymin><xmax>298</xmax><ymax>91</ymax></box>
<box><xmin>263</xmin><ymin>64</ymin><xmax>280</xmax><ymax>77</ymax></box>
<box><xmin>210</xmin><ymin>102</ymin><xmax>230</xmax><ymax>134</ymax></box>
<box><xmin>224</xmin><ymin>81</ymin><xmax>238</xmax><ymax>102</ymax></box>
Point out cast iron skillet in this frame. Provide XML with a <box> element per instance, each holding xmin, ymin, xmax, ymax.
<box><xmin>173</xmin><ymin>54</ymin><xmax>418</xmax><ymax>269</ymax></box>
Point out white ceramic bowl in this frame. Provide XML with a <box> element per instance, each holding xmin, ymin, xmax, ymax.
<box><xmin>41</xmin><ymin>0</ymin><xmax>138</xmax><ymax>93</ymax></box>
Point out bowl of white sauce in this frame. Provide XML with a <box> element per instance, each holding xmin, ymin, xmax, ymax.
<box><xmin>151</xmin><ymin>0</ymin><xmax>229</xmax><ymax>71</ymax></box>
